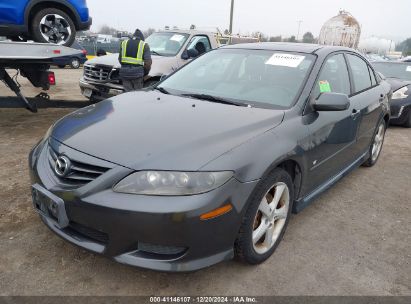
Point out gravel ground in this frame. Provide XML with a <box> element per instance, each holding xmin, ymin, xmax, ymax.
<box><xmin>0</xmin><ymin>69</ymin><xmax>410</xmax><ymax>296</ymax></box>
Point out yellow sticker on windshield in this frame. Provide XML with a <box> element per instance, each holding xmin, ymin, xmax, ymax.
<box><xmin>319</xmin><ymin>81</ymin><xmax>331</xmax><ymax>93</ymax></box>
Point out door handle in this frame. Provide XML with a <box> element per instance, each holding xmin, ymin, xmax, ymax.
<box><xmin>351</xmin><ymin>109</ymin><xmax>361</xmax><ymax>119</ymax></box>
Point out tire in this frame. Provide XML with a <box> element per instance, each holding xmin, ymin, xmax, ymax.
<box><xmin>363</xmin><ymin>120</ymin><xmax>386</xmax><ymax>167</ymax></box>
<box><xmin>31</xmin><ymin>8</ymin><xmax>76</xmax><ymax>46</ymax></box>
<box><xmin>58</xmin><ymin>65</ymin><xmax>66</xmax><ymax>69</ymax></box>
<box><xmin>235</xmin><ymin>168</ymin><xmax>294</xmax><ymax>265</ymax></box>
<box><xmin>70</xmin><ymin>58</ymin><xmax>80</xmax><ymax>69</ymax></box>
<box><xmin>403</xmin><ymin>113</ymin><xmax>411</xmax><ymax>128</ymax></box>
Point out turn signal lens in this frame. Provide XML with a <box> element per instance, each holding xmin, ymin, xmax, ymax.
<box><xmin>200</xmin><ymin>204</ymin><xmax>233</xmax><ymax>221</ymax></box>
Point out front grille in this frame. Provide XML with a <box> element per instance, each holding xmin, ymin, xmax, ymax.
<box><xmin>65</xmin><ymin>222</ymin><xmax>109</xmax><ymax>245</ymax></box>
<box><xmin>138</xmin><ymin>243</ymin><xmax>187</xmax><ymax>256</ymax></box>
<box><xmin>47</xmin><ymin>145</ymin><xmax>109</xmax><ymax>187</ymax></box>
<box><xmin>84</xmin><ymin>64</ymin><xmax>112</xmax><ymax>82</ymax></box>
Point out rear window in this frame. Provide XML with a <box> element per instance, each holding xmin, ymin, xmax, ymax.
<box><xmin>346</xmin><ymin>54</ymin><xmax>373</xmax><ymax>93</ymax></box>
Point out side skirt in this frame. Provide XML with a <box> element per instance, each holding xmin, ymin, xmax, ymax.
<box><xmin>293</xmin><ymin>151</ymin><xmax>369</xmax><ymax>213</ymax></box>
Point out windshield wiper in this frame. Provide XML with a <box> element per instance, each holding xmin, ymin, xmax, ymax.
<box><xmin>151</xmin><ymin>50</ymin><xmax>162</xmax><ymax>56</ymax></box>
<box><xmin>154</xmin><ymin>87</ymin><xmax>170</xmax><ymax>94</ymax></box>
<box><xmin>182</xmin><ymin>93</ymin><xmax>249</xmax><ymax>107</ymax></box>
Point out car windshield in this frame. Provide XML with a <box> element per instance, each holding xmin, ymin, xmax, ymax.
<box><xmin>373</xmin><ymin>62</ymin><xmax>411</xmax><ymax>81</ymax></box>
<box><xmin>145</xmin><ymin>32</ymin><xmax>189</xmax><ymax>56</ymax></box>
<box><xmin>159</xmin><ymin>48</ymin><xmax>315</xmax><ymax>109</ymax></box>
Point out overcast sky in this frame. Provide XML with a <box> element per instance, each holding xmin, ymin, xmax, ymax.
<box><xmin>87</xmin><ymin>0</ymin><xmax>410</xmax><ymax>42</ymax></box>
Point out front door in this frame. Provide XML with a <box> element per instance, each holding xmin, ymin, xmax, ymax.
<box><xmin>303</xmin><ymin>53</ymin><xmax>362</xmax><ymax>193</ymax></box>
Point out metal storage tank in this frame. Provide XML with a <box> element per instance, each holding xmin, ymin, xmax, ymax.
<box><xmin>319</xmin><ymin>10</ymin><xmax>361</xmax><ymax>48</ymax></box>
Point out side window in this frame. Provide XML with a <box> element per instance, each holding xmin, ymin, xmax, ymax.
<box><xmin>187</xmin><ymin>36</ymin><xmax>212</xmax><ymax>55</ymax></box>
<box><xmin>314</xmin><ymin>54</ymin><xmax>351</xmax><ymax>98</ymax></box>
<box><xmin>347</xmin><ymin>54</ymin><xmax>373</xmax><ymax>93</ymax></box>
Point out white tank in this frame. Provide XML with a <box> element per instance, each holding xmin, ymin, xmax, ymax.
<box><xmin>319</xmin><ymin>10</ymin><xmax>361</xmax><ymax>48</ymax></box>
<box><xmin>358</xmin><ymin>37</ymin><xmax>396</xmax><ymax>55</ymax></box>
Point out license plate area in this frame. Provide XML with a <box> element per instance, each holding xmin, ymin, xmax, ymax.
<box><xmin>32</xmin><ymin>184</ymin><xmax>69</xmax><ymax>229</ymax></box>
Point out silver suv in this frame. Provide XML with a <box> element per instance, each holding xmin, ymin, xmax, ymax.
<box><xmin>79</xmin><ymin>30</ymin><xmax>219</xmax><ymax>101</ymax></box>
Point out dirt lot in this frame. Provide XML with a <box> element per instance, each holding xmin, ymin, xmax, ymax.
<box><xmin>0</xmin><ymin>69</ymin><xmax>410</xmax><ymax>296</ymax></box>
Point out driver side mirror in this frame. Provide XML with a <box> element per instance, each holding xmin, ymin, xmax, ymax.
<box><xmin>312</xmin><ymin>92</ymin><xmax>350</xmax><ymax>111</ymax></box>
<box><xmin>181</xmin><ymin>49</ymin><xmax>199</xmax><ymax>60</ymax></box>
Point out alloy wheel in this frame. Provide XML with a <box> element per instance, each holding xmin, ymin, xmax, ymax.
<box><xmin>371</xmin><ymin>124</ymin><xmax>385</xmax><ymax>162</ymax></box>
<box><xmin>252</xmin><ymin>182</ymin><xmax>290</xmax><ymax>255</ymax></box>
<box><xmin>71</xmin><ymin>58</ymin><xmax>80</xmax><ymax>69</ymax></box>
<box><xmin>39</xmin><ymin>14</ymin><xmax>72</xmax><ymax>45</ymax></box>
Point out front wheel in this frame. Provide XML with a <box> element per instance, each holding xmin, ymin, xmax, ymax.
<box><xmin>70</xmin><ymin>58</ymin><xmax>81</xmax><ymax>69</ymax></box>
<box><xmin>363</xmin><ymin>120</ymin><xmax>386</xmax><ymax>167</ymax></box>
<box><xmin>403</xmin><ymin>112</ymin><xmax>411</xmax><ymax>128</ymax></box>
<box><xmin>31</xmin><ymin>8</ymin><xmax>76</xmax><ymax>46</ymax></box>
<box><xmin>235</xmin><ymin>168</ymin><xmax>294</xmax><ymax>264</ymax></box>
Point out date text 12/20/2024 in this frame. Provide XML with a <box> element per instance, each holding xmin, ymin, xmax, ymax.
<box><xmin>150</xmin><ymin>297</ymin><xmax>258</xmax><ymax>303</ymax></box>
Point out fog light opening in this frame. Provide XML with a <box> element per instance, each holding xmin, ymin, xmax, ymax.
<box><xmin>200</xmin><ymin>204</ymin><xmax>233</xmax><ymax>221</ymax></box>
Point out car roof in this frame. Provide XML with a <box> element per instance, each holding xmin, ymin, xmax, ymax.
<box><xmin>223</xmin><ymin>42</ymin><xmax>355</xmax><ymax>55</ymax></box>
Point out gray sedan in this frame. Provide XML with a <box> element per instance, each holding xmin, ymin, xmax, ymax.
<box><xmin>29</xmin><ymin>43</ymin><xmax>390</xmax><ymax>272</ymax></box>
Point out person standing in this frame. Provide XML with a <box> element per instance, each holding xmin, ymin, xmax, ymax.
<box><xmin>119</xmin><ymin>29</ymin><xmax>152</xmax><ymax>91</ymax></box>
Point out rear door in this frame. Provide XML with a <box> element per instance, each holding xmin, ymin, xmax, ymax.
<box><xmin>304</xmin><ymin>53</ymin><xmax>362</xmax><ymax>192</ymax></box>
<box><xmin>345</xmin><ymin>53</ymin><xmax>386</xmax><ymax>156</ymax></box>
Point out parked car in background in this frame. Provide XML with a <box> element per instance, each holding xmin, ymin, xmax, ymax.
<box><xmin>30</xmin><ymin>43</ymin><xmax>390</xmax><ymax>271</ymax></box>
<box><xmin>373</xmin><ymin>61</ymin><xmax>411</xmax><ymax>127</ymax></box>
<box><xmin>54</xmin><ymin>40</ymin><xmax>87</xmax><ymax>69</ymax></box>
<box><xmin>401</xmin><ymin>56</ymin><xmax>411</xmax><ymax>62</ymax></box>
<box><xmin>0</xmin><ymin>0</ymin><xmax>92</xmax><ymax>46</ymax></box>
<box><xmin>364</xmin><ymin>53</ymin><xmax>387</xmax><ymax>62</ymax></box>
<box><xmin>79</xmin><ymin>29</ymin><xmax>219</xmax><ymax>102</ymax></box>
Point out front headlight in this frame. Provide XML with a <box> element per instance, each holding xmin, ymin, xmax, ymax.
<box><xmin>392</xmin><ymin>86</ymin><xmax>409</xmax><ymax>100</ymax></box>
<box><xmin>43</xmin><ymin>125</ymin><xmax>54</xmax><ymax>140</ymax></box>
<box><xmin>113</xmin><ymin>171</ymin><xmax>234</xmax><ymax>196</ymax></box>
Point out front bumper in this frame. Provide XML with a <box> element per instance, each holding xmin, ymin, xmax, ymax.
<box><xmin>79</xmin><ymin>77</ymin><xmax>124</xmax><ymax>101</ymax></box>
<box><xmin>29</xmin><ymin>139</ymin><xmax>257</xmax><ymax>272</ymax></box>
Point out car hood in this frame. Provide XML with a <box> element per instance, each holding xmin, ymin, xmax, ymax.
<box><xmin>51</xmin><ymin>91</ymin><xmax>284</xmax><ymax>170</ymax></box>
<box><xmin>385</xmin><ymin>77</ymin><xmax>411</xmax><ymax>92</ymax></box>
<box><xmin>85</xmin><ymin>54</ymin><xmax>178</xmax><ymax>77</ymax></box>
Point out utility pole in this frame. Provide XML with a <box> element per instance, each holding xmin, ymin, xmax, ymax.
<box><xmin>297</xmin><ymin>20</ymin><xmax>303</xmax><ymax>41</ymax></box>
<box><xmin>229</xmin><ymin>0</ymin><xmax>235</xmax><ymax>35</ymax></box>
<box><xmin>228</xmin><ymin>0</ymin><xmax>235</xmax><ymax>44</ymax></box>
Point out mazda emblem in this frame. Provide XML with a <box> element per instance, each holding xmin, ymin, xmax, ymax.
<box><xmin>54</xmin><ymin>156</ymin><xmax>71</xmax><ymax>177</ymax></box>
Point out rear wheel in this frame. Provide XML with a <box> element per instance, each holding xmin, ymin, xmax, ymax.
<box><xmin>31</xmin><ymin>8</ymin><xmax>76</xmax><ymax>46</ymax></box>
<box><xmin>235</xmin><ymin>168</ymin><xmax>294</xmax><ymax>264</ymax></box>
<box><xmin>363</xmin><ymin>120</ymin><xmax>386</xmax><ymax>167</ymax></box>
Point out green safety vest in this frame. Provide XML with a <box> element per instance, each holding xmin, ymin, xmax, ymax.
<box><xmin>121</xmin><ymin>40</ymin><xmax>145</xmax><ymax>65</ymax></box>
